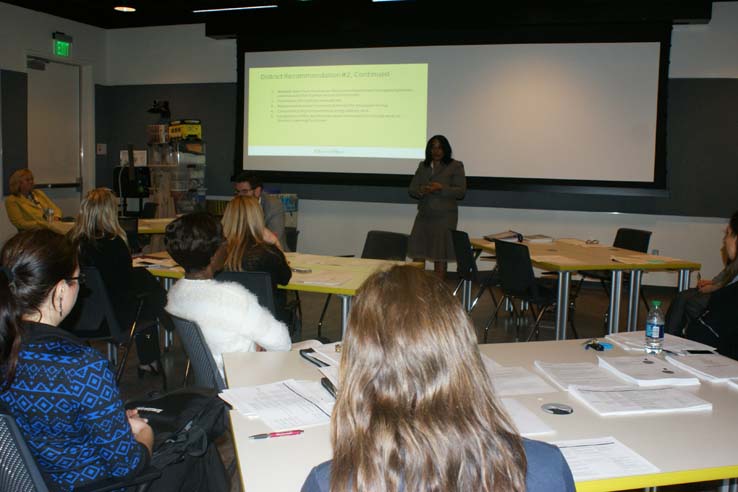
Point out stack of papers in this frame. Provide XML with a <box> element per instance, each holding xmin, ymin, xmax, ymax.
<box><xmin>597</xmin><ymin>355</ymin><xmax>700</xmax><ymax>387</ymax></box>
<box><xmin>219</xmin><ymin>379</ymin><xmax>333</xmax><ymax>430</ymax></box>
<box><xmin>484</xmin><ymin>230</ymin><xmax>522</xmax><ymax>242</ymax></box>
<box><xmin>487</xmin><ymin>366</ymin><xmax>557</xmax><ymax>396</ymax></box>
<box><xmin>606</xmin><ymin>331</ymin><xmax>715</xmax><ymax>354</ymax></box>
<box><xmin>534</xmin><ymin>361</ymin><xmax>634</xmax><ymax>391</ymax></box>
<box><xmin>553</xmin><ymin>437</ymin><xmax>659</xmax><ymax>481</ymax></box>
<box><xmin>523</xmin><ymin>234</ymin><xmax>554</xmax><ymax>244</ymax></box>
<box><xmin>570</xmin><ymin>386</ymin><xmax>712</xmax><ymax>416</ymax></box>
<box><xmin>665</xmin><ymin>353</ymin><xmax>738</xmax><ymax>382</ymax></box>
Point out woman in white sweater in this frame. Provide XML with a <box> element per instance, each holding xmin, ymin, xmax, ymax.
<box><xmin>164</xmin><ymin>212</ymin><xmax>291</xmax><ymax>376</ymax></box>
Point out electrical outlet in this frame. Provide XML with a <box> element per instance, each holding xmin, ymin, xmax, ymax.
<box><xmin>651</xmin><ymin>249</ymin><xmax>659</xmax><ymax>255</ymax></box>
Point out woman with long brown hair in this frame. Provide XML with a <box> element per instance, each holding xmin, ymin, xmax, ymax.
<box><xmin>302</xmin><ymin>265</ymin><xmax>574</xmax><ymax>492</ymax></box>
<box><xmin>222</xmin><ymin>195</ymin><xmax>291</xmax><ymax>318</ymax></box>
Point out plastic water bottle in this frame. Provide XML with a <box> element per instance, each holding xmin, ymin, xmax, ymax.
<box><xmin>645</xmin><ymin>300</ymin><xmax>665</xmax><ymax>354</ymax></box>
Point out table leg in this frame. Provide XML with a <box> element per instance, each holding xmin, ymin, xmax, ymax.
<box><xmin>339</xmin><ymin>295</ymin><xmax>352</xmax><ymax>339</ymax></box>
<box><xmin>462</xmin><ymin>279</ymin><xmax>472</xmax><ymax>312</ymax></box>
<box><xmin>608</xmin><ymin>270</ymin><xmax>623</xmax><ymax>334</ymax></box>
<box><xmin>626</xmin><ymin>270</ymin><xmax>643</xmax><ymax>332</ymax></box>
<box><xmin>555</xmin><ymin>272</ymin><xmax>571</xmax><ymax>341</ymax></box>
<box><xmin>677</xmin><ymin>269</ymin><xmax>691</xmax><ymax>292</ymax></box>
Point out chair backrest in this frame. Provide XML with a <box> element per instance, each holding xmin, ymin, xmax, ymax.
<box><xmin>285</xmin><ymin>227</ymin><xmax>299</xmax><ymax>252</ymax></box>
<box><xmin>140</xmin><ymin>202</ymin><xmax>158</xmax><ymax>219</ymax></box>
<box><xmin>0</xmin><ymin>413</ymin><xmax>50</xmax><ymax>492</ymax></box>
<box><xmin>613</xmin><ymin>228</ymin><xmax>652</xmax><ymax>253</ymax></box>
<box><xmin>361</xmin><ymin>231</ymin><xmax>408</xmax><ymax>260</ymax></box>
<box><xmin>118</xmin><ymin>216</ymin><xmax>140</xmax><ymax>253</ymax></box>
<box><xmin>494</xmin><ymin>239</ymin><xmax>538</xmax><ymax>298</ymax></box>
<box><xmin>169</xmin><ymin>314</ymin><xmax>227</xmax><ymax>391</ymax></box>
<box><xmin>60</xmin><ymin>266</ymin><xmax>126</xmax><ymax>344</ymax></box>
<box><xmin>450</xmin><ymin>230</ymin><xmax>479</xmax><ymax>281</ymax></box>
<box><xmin>215</xmin><ymin>271</ymin><xmax>276</xmax><ymax>316</ymax></box>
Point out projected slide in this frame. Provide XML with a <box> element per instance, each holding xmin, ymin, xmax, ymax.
<box><xmin>248</xmin><ymin>64</ymin><xmax>428</xmax><ymax>159</ymax></box>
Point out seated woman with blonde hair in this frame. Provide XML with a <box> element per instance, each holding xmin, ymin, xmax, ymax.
<box><xmin>222</xmin><ymin>195</ymin><xmax>292</xmax><ymax>320</ymax></box>
<box><xmin>5</xmin><ymin>168</ymin><xmax>62</xmax><ymax>231</ymax></box>
<box><xmin>302</xmin><ymin>265</ymin><xmax>575</xmax><ymax>492</ymax></box>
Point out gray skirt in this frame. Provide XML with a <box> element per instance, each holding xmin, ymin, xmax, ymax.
<box><xmin>407</xmin><ymin>210</ymin><xmax>458</xmax><ymax>262</ymax></box>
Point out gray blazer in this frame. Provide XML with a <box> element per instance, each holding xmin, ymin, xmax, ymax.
<box><xmin>408</xmin><ymin>160</ymin><xmax>466</xmax><ymax>216</ymax></box>
<box><xmin>261</xmin><ymin>194</ymin><xmax>288</xmax><ymax>251</ymax></box>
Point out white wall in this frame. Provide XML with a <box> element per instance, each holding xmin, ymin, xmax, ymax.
<box><xmin>105</xmin><ymin>24</ymin><xmax>236</xmax><ymax>85</ymax></box>
<box><xmin>0</xmin><ymin>2</ymin><xmax>106</xmax><ymax>242</ymax></box>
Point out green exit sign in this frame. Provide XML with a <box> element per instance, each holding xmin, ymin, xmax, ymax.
<box><xmin>54</xmin><ymin>39</ymin><xmax>70</xmax><ymax>57</ymax></box>
<box><xmin>52</xmin><ymin>32</ymin><xmax>72</xmax><ymax>57</ymax></box>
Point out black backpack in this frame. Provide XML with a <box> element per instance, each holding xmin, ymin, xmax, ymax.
<box><xmin>125</xmin><ymin>387</ymin><xmax>228</xmax><ymax>469</ymax></box>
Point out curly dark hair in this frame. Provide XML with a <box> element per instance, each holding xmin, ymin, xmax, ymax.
<box><xmin>164</xmin><ymin>212</ymin><xmax>224</xmax><ymax>274</ymax></box>
<box><xmin>730</xmin><ymin>211</ymin><xmax>738</xmax><ymax>237</ymax></box>
<box><xmin>231</xmin><ymin>171</ymin><xmax>262</xmax><ymax>190</ymax></box>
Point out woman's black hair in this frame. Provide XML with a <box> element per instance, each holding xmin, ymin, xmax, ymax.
<box><xmin>423</xmin><ymin>134</ymin><xmax>453</xmax><ymax>167</ymax></box>
<box><xmin>164</xmin><ymin>212</ymin><xmax>224</xmax><ymax>274</ymax></box>
<box><xmin>0</xmin><ymin>230</ymin><xmax>78</xmax><ymax>387</ymax></box>
<box><xmin>730</xmin><ymin>211</ymin><xmax>738</xmax><ymax>237</ymax></box>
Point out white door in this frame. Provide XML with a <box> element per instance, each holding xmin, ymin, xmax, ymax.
<box><xmin>26</xmin><ymin>56</ymin><xmax>82</xmax><ymax>216</ymax></box>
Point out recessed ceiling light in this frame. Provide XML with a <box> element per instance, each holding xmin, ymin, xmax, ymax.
<box><xmin>114</xmin><ymin>5</ymin><xmax>136</xmax><ymax>12</ymax></box>
<box><xmin>193</xmin><ymin>5</ymin><xmax>277</xmax><ymax>13</ymax></box>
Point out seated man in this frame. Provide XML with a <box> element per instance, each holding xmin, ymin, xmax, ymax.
<box><xmin>666</xmin><ymin>211</ymin><xmax>738</xmax><ymax>336</ymax></box>
<box><xmin>232</xmin><ymin>171</ymin><xmax>288</xmax><ymax>251</ymax></box>
<box><xmin>164</xmin><ymin>212</ymin><xmax>291</xmax><ymax>376</ymax></box>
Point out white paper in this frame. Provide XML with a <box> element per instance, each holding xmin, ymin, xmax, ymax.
<box><xmin>488</xmin><ymin>366</ymin><xmax>557</xmax><ymax>396</ymax></box>
<box><xmin>220</xmin><ymin>379</ymin><xmax>332</xmax><ymax>431</ymax></box>
<box><xmin>312</xmin><ymin>342</ymin><xmax>343</xmax><ymax>366</ymax></box>
<box><xmin>606</xmin><ymin>331</ymin><xmax>715</xmax><ymax>353</ymax></box>
<box><xmin>552</xmin><ymin>436</ymin><xmax>660</xmax><ymax>482</ymax></box>
<box><xmin>665</xmin><ymin>354</ymin><xmax>738</xmax><ymax>382</ymax></box>
<box><xmin>570</xmin><ymin>386</ymin><xmax>712</xmax><ymax>416</ymax></box>
<box><xmin>597</xmin><ymin>355</ymin><xmax>700</xmax><ymax>387</ymax></box>
<box><xmin>534</xmin><ymin>361</ymin><xmax>633</xmax><ymax>391</ymax></box>
<box><xmin>318</xmin><ymin>366</ymin><xmax>339</xmax><ymax>389</ymax></box>
<box><xmin>501</xmin><ymin>398</ymin><xmax>554</xmax><ymax>437</ymax></box>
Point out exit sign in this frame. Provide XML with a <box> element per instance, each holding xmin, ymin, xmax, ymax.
<box><xmin>52</xmin><ymin>31</ymin><xmax>72</xmax><ymax>57</ymax></box>
<box><xmin>54</xmin><ymin>39</ymin><xmax>70</xmax><ymax>57</ymax></box>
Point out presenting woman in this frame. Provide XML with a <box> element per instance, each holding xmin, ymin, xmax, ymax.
<box><xmin>408</xmin><ymin>135</ymin><xmax>466</xmax><ymax>277</ymax></box>
<box><xmin>301</xmin><ymin>266</ymin><xmax>575</xmax><ymax>492</ymax></box>
<box><xmin>222</xmin><ymin>195</ymin><xmax>292</xmax><ymax>320</ymax></box>
<box><xmin>0</xmin><ymin>229</ymin><xmax>152</xmax><ymax>491</ymax></box>
<box><xmin>5</xmin><ymin>168</ymin><xmax>63</xmax><ymax>231</ymax></box>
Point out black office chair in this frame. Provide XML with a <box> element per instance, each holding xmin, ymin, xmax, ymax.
<box><xmin>215</xmin><ymin>271</ymin><xmax>276</xmax><ymax>315</ymax></box>
<box><xmin>316</xmin><ymin>230</ymin><xmax>408</xmax><ymax>339</ymax></box>
<box><xmin>450</xmin><ymin>230</ymin><xmax>500</xmax><ymax>342</ymax></box>
<box><xmin>575</xmin><ymin>228</ymin><xmax>652</xmax><ymax>314</ymax></box>
<box><xmin>492</xmin><ymin>240</ymin><xmax>578</xmax><ymax>341</ymax></box>
<box><xmin>169</xmin><ymin>314</ymin><xmax>226</xmax><ymax>391</ymax></box>
<box><xmin>0</xmin><ymin>412</ymin><xmax>161</xmax><ymax>492</ymax></box>
<box><xmin>118</xmin><ymin>216</ymin><xmax>141</xmax><ymax>254</ymax></box>
<box><xmin>59</xmin><ymin>266</ymin><xmax>155</xmax><ymax>385</ymax></box>
<box><xmin>140</xmin><ymin>202</ymin><xmax>158</xmax><ymax>219</ymax></box>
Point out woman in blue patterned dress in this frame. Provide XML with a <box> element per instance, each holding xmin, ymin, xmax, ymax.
<box><xmin>0</xmin><ymin>229</ymin><xmax>152</xmax><ymax>492</ymax></box>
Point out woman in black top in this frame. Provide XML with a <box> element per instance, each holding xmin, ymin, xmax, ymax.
<box><xmin>222</xmin><ymin>195</ymin><xmax>292</xmax><ymax>319</ymax></box>
<box><xmin>68</xmin><ymin>188</ymin><xmax>166</xmax><ymax>371</ymax></box>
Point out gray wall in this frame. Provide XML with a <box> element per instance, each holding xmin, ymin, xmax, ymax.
<box><xmin>1</xmin><ymin>69</ymin><xmax>28</xmax><ymax>193</ymax></box>
<box><xmin>94</xmin><ymin>78</ymin><xmax>738</xmax><ymax>218</ymax></box>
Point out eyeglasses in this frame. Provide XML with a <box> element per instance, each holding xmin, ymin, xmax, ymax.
<box><xmin>66</xmin><ymin>273</ymin><xmax>86</xmax><ymax>285</ymax></box>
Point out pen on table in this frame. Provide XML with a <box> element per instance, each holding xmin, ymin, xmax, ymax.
<box><xmin>249</xmin><ymin>429</ymin><xmax>304</xmax><ymax>440</ymax></box>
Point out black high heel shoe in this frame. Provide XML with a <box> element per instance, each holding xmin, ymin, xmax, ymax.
<box><xmin>137</xmin><ymin>361</ymin><xmax>160</xmax><ymax>378</ymax></box>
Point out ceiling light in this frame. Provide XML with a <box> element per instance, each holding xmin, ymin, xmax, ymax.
<box><xmin>193</xmin><ymin>5</ymin><xmax>277</xmax><ymax>13</ymax></box>
<box><xmin>114</xmin><ymin>5</ymin><xmax>136</xmax><ymax>12</ymax></box>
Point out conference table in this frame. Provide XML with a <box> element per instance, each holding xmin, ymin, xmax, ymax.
<box><xmin>470</xmin><ymin>238</ymin><xmax>701</xmax><ymax>340</ymax></box>
<box><xmin>222</xmin><ymin>339</ymin><xmax>738</xmax><ymax>492</ymax></box>
<box><xmin>133</xmin><ymin>251</ymin><xmax>413</xmax><ymax>337</ymax></box>
<box><xmin>49</xmin><ymin>217</ymin><xmax>174</xmax><ymax>235</ymax></box>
